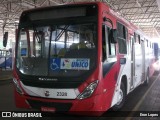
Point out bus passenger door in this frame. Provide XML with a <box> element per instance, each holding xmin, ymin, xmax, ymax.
<box><xmin>130</xmin><ymin>36</ymin><xmax>135</xmax><ymax>90</ymax></box>
<box><xmin>141</xmin><ymin>40</ymin><xmax>145</xmax><ymax>83</ymax></box>
<box><xmin>134</xmin><ymin>39</ymin><xmax>143</xmax><ymax>87</ymax></box>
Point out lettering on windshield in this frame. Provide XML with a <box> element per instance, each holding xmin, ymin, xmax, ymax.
<box><xmin>50</xmin><ymin>58</ymin><xmax>90</xmax><ymax>71</ymax></box>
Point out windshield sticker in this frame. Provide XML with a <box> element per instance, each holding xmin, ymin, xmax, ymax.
<box><xmin>50</xmin><ymin>58</ymin><xmax>90</xmax><ymax>71</ymax></box>
<box><xmin>50</xmin><ymin>58</ymin><xmax>61</xmax><ymax>71</ymax></box>
<box><xmin>61</xmin><ymin>58</ymin><xmax>90</xmax><ymax>70</ymax></box>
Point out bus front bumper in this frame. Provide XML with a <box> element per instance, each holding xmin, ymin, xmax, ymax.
<box><xmin>14</xmin><ymin>89</ymin><xmax>107</xmax><ymax>116</ymax></box>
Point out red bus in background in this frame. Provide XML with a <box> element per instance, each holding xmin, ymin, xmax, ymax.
<box><xmin>13</xmin><ymin>2</ymin><xmax>156</xmax><ymax>116</ymax></box>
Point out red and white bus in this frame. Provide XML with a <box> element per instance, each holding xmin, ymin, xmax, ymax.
<box><xmin>13</xmin><ymin>2</ymin><xmax>156</xmax><ymax>116</ymax></box>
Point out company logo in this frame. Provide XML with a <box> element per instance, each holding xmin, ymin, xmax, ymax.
<box><xmin>1</xmin><ymin>112</ymin><xmax>42</xmax><ymax>117</ymax></box>
<box><xmin>38</xmin><ymin>78</ymin><xmax>58</xmax><ymax>81</ymax></box>
<box><xmin>45</xmin><ymin>91</ymin><xmax>50</xmax><ymax>97</ymax></box>
<box><xmin>2</xmin><ymin>112</ymin><xmax>11</xmax><ymax>117</ymax></box>
<box><xmin>62</xmin><ymin>59</ymin><xmax>71</xmax><ymax>69</ymax></box>
<box><xmin>61</xmin><ymin>58</ymin><xmax>90</xmax><ymax>70</ymax></box>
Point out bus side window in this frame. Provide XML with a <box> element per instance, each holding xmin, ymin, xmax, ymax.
<box><xmin>102</xmin><ymin>25</ymin><xmax>107</xmax><ymax>62</ymax></box>
<box><xmin>117</xmin><ymin>22</ymin><xmax>127</xmax><ymax>54</ymax></box>
<box><xmin>108</xmin><ymin>27</ymin><xmax>116</xmax><ymax>56</ymax></box>
<box><xmin>102</xmin><ymin>24</ymin><xmax>117</xmax><ymax>77</ymax></box>
<box><xmin>102</xmin><ymin>25</ymin><xmax>116</xmax><ymax>62</ymax></box>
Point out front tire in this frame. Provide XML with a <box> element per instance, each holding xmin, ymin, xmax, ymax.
<box><xmin>112</xmin><ymin>82</ymin><xmax>126</xmax><ymax>111</ymax></box>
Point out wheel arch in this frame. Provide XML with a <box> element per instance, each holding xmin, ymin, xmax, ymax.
<box><xmin>121</xmin><ymin>75</ymin><xmax>127</xmax><ymax>95</ymax></box>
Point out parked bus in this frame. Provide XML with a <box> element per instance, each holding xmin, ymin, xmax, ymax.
<box><xmin>153</xmin><ymin>42</ymin><xmax>159</xmax><ymax>72</ymax></box>
<box><xmin>153</xmin><ymin>42</ymin><xmax>159</xmax><ymax>60</ymax></box>
<box><xmin>13</xmin><ymin>2</ymin><xmax>156</xmax><ymax>116</ymax></box>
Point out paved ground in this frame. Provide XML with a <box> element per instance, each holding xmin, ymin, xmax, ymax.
<box><xmin>0</xmin><ymin>69</ymin><xmax>12</xmax><ymax>81</ymax></box>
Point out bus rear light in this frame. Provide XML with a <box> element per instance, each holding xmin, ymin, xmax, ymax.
<box><xmin>13</xmin><ymin>78</ymin><xmax>24</xmax><ymax>95</ymax></box>
<box><xmin>77</xmin><ymin>80</ymin><xmax>98</xmax><ymax>100</ymax></box>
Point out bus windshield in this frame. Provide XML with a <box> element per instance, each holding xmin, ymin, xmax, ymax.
<box><xmin>16</xmin><ymin>23</ymin><xmax>97</xmax><ymax>77</ymax></box>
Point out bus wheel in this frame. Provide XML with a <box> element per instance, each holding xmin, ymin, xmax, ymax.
<box><xmin>112</xmin><ymin>82</ymin><xmax>126</xmax><ymax>111</ymax></box>
<box><xmin>144</xmin><ymin>70</ymin><xmax>149</xmax><ymax>85</ymax></box>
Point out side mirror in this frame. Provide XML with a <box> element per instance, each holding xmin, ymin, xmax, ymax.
<box><xmin>109</xmin><ymin>29</ymin><xmax>117</xmax><ymax>43</ymax></box>
<box><xmin>120</xmin><ymin>58</ymin><xmax>126</xmax><ymax>65</ymax></box>
<box><xmin>3</xmin><ymin>32</ymin><xmax>8</xmax><ymax>47</ymax></box>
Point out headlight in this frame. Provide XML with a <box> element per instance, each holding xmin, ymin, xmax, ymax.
<box><xmin>77</xmin><ymin>80</ymin><xmax>98</xmax><ymax>100</ymax></box>
<box><xmin>13</xmin><ymin>78</ymin><xmax>24</xmax><ymax>95</ymax></box>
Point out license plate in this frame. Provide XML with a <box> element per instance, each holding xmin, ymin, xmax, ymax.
<box><xmin>41</xmin><ymin>106</ymin><xmax>56</xmax><ymax>113</ymax></box>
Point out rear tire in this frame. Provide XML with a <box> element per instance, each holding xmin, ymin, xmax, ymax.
<box><xmin>112</xmin><ymin>82</ymin><xmax>126</xmax><ymax>111</ymax></box>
